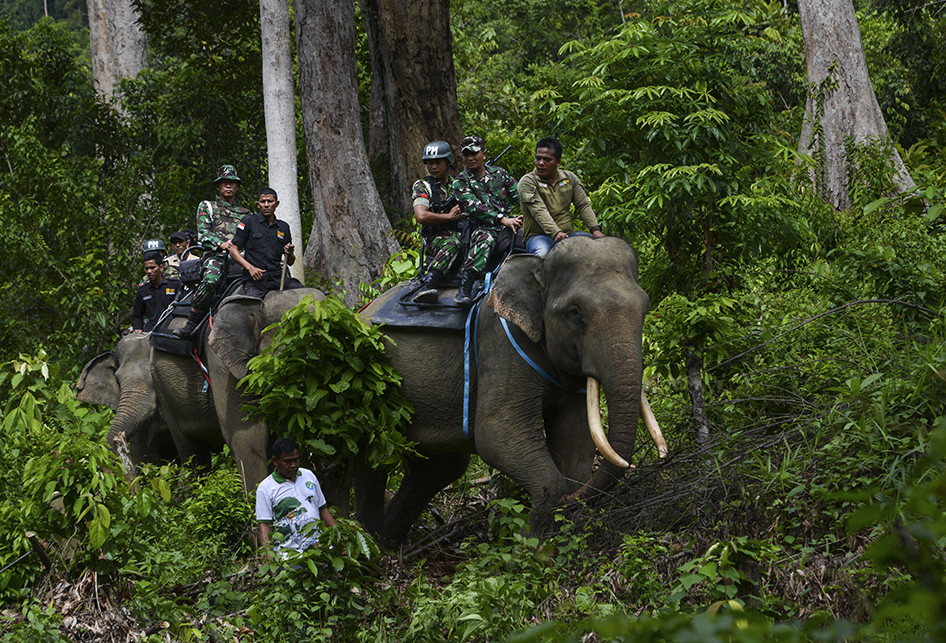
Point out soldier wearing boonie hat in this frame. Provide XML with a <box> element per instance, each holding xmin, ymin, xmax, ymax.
<box><xmin>451</xmin><ymin>134</ymin><xmax>521</xmax><ymax>305</ymax></box>
<box><xmin>460</xmin><ymin>135</ymin><xmax>485</xmax><ymax>154</ymax></box>
<box><xmin>174</xmin><ymin>164</ymin><xmax>251</xmax><ymax>338</ymax></box>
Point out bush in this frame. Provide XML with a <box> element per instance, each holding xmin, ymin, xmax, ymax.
<box><xmin>243</xmin><ymin>295</ymin><xmax>416</xmax><ymax>473</ymax></box>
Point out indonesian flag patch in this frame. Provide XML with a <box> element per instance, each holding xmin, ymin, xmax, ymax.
<box><xmin>237</xmin><ymin>222</ymin><xmax>246</xmax><ymax>230</ymax></box>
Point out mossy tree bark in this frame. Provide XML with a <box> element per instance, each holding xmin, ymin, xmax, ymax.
<box><xmin>295</xmin><ymin>0</ymin><xmax>399</xmax><ymax>304</ymax></box>
<box><xmin>86</xmin><ymin>0</ymin><xmax>146</xmax><ymax>98</ymax></box>
<box><xmin>797</xmin><ymin>0</ymin><xmax>914</xmax><ymax>210</ymax></box>
<box><xmin>361</xmin><ymin>0</ymin><xmax>463</xmax><ymax>223</ymax></box>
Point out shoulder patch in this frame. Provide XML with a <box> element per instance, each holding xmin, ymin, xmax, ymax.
<box><xmin>237</xmin><ymin>222</ymin><xmax>246</xmax><ymax>230</ymax></box>
<box><xmin>277</xmin><ymin>230</ymin><xmax>285</xmax><ymax>239</ymax></box>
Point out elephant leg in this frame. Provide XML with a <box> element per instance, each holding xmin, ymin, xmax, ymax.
<box><xmin>354</xmin><ymin>465</ymin><xmax>388</xmax><ymax>537</ymax></box>
<box><xmin>381</xmin><ymin>452</ymin><xmax>471</xmax><ymax>545</ymax></box>
<box><xmin>545</xmin><ymin>396</ymin><xmax>595</xmax><ymax>488</ymax></box>
<box><xmin>206</xmin><ymin>352</ymin><xmax>270</xmax><ymax>492</ymax></box>
<box><xmin>474</xmin><ymin>386</ymin><xmax>570</xmax><ymax>536</ymax></box>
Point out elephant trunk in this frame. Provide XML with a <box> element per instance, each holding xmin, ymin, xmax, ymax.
<box><xmin>577</xmin><ymin>364</ymin><xmax>645</xmax><ymax>500</ymax></box>
<box><xmin>586</xmin><ymin>377</ymin><xmax>629</xmax><ymax>469</ymax></box>
<box><xmin>587</xmin><ymin>378</ymin><xmax>668</xmax><ymax>470</ymax></box>
<box><xmin>106</xmin><ymin>389</ymin><xmax>155</xmax><ymax>454</ymax></box>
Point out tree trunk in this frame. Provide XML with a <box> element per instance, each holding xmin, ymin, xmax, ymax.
<box><xmin>295</xmin><ymin>0</ymin><xmax>398</xmax><ymax>304</ymax></box>
<box><xmin>796</xmin><ymin>0</ymin><xmax>914</xmax><ymax>210</ymax></box>
<box><xmin>260</xmin><ymin>0</ymin><xmax>304</xmax><ymax>281</ymax></box>
<box><xmin>86</xmin><ymin>0</ymin><xmax>147</xmax><ymax>98</ymax></box>
<box><xmin>686</xmin><ymin>349</ymin><xmax>709</xmax><ymax>448</ymax></box>
<box><xmin>361</xmin><ymin>0</ymin><xmax>463</xmax><ymax>223</ymax></box>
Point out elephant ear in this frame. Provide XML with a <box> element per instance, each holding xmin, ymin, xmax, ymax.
<box><xmin>76</xmin><ymin>352</ymin><xmax>119</xmax><ymax>410</ymax></box>
<box><xmin>486</xmin><ymin>254</ymin><xmax>545</xmax><ymax>343</ymax></box>
<box><xmin>208</xmin><ymin>296</ymin><xmax>264</xmax><ymax>381</ymax></box>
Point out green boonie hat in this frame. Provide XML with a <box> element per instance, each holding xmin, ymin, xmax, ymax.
<box><xmin>214</xmin><ymin>164</ymin><xmax>241</xmax><ymax>183</ymax></box>
<box><xmin>461</xmin><ymin>135</ymin><xmax>485</xmax><ymax>154</ymax></box>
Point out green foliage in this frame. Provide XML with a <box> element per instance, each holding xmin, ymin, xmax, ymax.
<box><xmin>246</xmin><ymin>518</ymin><xmax>382</xmax><ymax>640</ymax></box>
<box><xmin>533</xmin><ymin>0</ymin><xmax>813</xmax><ymax>300</ymax></box>
<box><xmin>669</xmin><ymin>537</ymin><xmax>781</xmax><ymax>608</ymax></box>
<box><xmin>0</xmin><ymin>19</ymin><xmax>133</xmax><ymax>362</ymax></box>
<box><xmin>359</xmin><ymin>243</ymin><xmax>422</xmax><ymax>304</ymax></box>
<box><xmin>243</xmin><ymin>295</ymin><xmax>416</xmax><ymax>472</ymax></box>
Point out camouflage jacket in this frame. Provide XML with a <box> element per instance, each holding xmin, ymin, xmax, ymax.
<box><xmin>452</xmin><ymin>165</ymin><xmax>519</xmax><ymax>228</ymax></box>
<box><xmin>197</xmin><ymin>197</ymin><xmax>251</xmax><ymax>253</ymax></box>
<box><xmin>412</xmin><ymin>176</ymin><xmax>461</xmax><ymax>236</ymax></box>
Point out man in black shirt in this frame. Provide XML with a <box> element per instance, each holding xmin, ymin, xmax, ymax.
<box><xmin>133</xmin><ymin>251</ymin><xmax>181</xmax><ymax>332</ymax></box>
<box><xmin>229</xmin><ymin>187</ymin><xmax>304</xmax><ymax>298</ymax></box>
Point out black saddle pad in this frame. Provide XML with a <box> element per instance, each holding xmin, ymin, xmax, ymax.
<box><xmin>370</xmin><ymin>281</ymin><xmax>473</xmax><ymax>331</ymax></box>
<box><xmin>149</xmin><ymin>300</ymin><xmax>199</xmax><ymax>356</ymax></box>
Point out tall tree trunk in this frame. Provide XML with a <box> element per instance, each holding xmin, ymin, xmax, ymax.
<box><xmin>686</xmin><ymin>349</ymin><xmax>709</xmax><ymax>448</ymax></box>
<box><xmin>295</xmin><ymin>0</ymin><xmax>398</xmax><ymax>304</ymax></box>
<box><xmin>361</xmin><ymin>0</ymin><xmax>463</xmax><ymax>223</ymax></box>
<box><xmin>260</xmin><ymin>0</ymin><xmax>304</xmax><ymax>281</ymax></box>
<box><xmin>86</xmin><ymin>0</ymin><xmax>147</xmax><ymax>98</ymax></box>
<box><xmin>796</xmin><ymin>0</ymin><xmax>914</xmax><ymax>210</ymax></box>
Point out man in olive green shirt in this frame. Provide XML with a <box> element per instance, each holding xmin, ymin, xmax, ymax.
<box><xmin>519</xmin><ymin>137</ymin><xmax>605</xmax><ymax>257</ymax></box>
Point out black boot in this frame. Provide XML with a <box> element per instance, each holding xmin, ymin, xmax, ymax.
<box><xmin>412</xmin><ymin>269</ymin><xmax>442</xmax><ymax>304</ymax></box>
<box><xmin>454</xmin><ymin>270</ymin><xmax>477</xmax><ymax>306</ymax></box>
<box><xmin>173</xmin><ymin>308</ymin><xmax>205</xmax><ymax>338</ymax></box>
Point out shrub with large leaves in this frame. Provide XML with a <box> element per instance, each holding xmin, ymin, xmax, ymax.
<box><xmin>242</xmin><ymin>295</ymin><xmax>416</xmax><ymax>472</ymax></box>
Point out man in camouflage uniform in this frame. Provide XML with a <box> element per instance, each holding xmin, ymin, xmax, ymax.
<box><xmin>174</xmin><ymin>164</ymin><xmax>251</xmax><ymax>338</ymax></box>
<box><xmin>411</xmin><ymin>141</ymin><xmax>463</xmax><ymax>303</ymax></box>
<box><xmin>451</xmin><ymin>135</ymin><xmax>520</xmax><ymax>305</ymax></box>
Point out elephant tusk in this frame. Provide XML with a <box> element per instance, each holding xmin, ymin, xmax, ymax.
<box><xmin>587</xmin><ymin>377</ymin><xmax>631</xmax><ymax>469</ymax></box>
<box><xmin>640</xmin><ymin>391</ymin><xmax>668</xmax><ymax>458</ymax></box>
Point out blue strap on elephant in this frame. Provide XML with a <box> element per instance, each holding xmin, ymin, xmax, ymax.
<box><xmin>462</xmin><ymin>296</ymin><xmax>485</xmax><ymax>439</ymax></box>
<box><xmin>462</xmin><ymin>271</ymin><xmax>494</xmax><ymax>439</ymax></box>
<box><xmin>498</xmin><ymin>318</ymin><xmax>586</xmax><ymax>394</ymax></box>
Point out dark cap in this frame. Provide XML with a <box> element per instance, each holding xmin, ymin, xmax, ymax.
<box><xmin>169</xmin><ymin>230</ymin><xmax>190</xmax><ymax>242</ymax></box>
<box><xmin>460</xmin><ymin>135</ymin><xmax>485</xmax><ymax>154</ymax></box>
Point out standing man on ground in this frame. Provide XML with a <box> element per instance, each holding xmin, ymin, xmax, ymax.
<box><xmin>519</xmin><ymin>137</ymin><xmax>604</xmax><ymax>257</ymax></box>
<box><xmin>174</xmin><ymin>165</ymin><xmax>251</xmax><ymax>338</ymax></box>
<box><xmin>256</xmin><ymin>437</ymin><xmax>336</xmax><ymax>557</ymax></box>
<box><xmin>411</xmin><ymin>141</ymin><xmax>463</xmax><ymax>303</ymax></box>
<box><xmin>452</xmin><ymin>135</ymin><xmax>520</xmax><ymax>305</ymax></box>
<box><xmin>132</xmin><ymin>251</ymin><xmax>180</xmax><ymax>333</ymax></box>
<box><xmin>229</xmin><ymin>187</ymin><xmax>304</xmax><ymax>298</ymax></box>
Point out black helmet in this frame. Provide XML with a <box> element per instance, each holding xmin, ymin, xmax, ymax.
<box><xmin>422</xmin><ymin>141</ymin><xmax>454</xmax><ymax>164</ymax></box>
<box><xmin>142</xmin><ymin>239</ymin><xmax>167</xmax><ymax>255</ymax></box>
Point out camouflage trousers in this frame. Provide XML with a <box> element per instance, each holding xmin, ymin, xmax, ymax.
<box><xmin>426</xmin><ymin>231</ymin><xmax>462</xmax><ymax>274</ymax></box>
<box><xmin>462</xmin><ymin>225</ymin><xmax>503</xmax><ymax>273</ymax></box>
<box><xmin>192</xmin><ymin>251</ymin><xmax>227</xmax><ymax>311</ymax></box>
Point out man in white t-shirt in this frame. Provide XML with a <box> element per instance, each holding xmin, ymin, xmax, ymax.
<box><xmin>255</xmin><ymin>438</ymin><xmax>336</xmax><ymax>556</ymax></box>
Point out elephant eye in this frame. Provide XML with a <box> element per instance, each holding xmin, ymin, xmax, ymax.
<box><xmin>567</xmin><ymin>306</ymin><xmax>585</xmax><ymax>331</ymax></box>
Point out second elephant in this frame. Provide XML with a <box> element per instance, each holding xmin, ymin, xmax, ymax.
<box><xmin>151</xmin><ymin>288</ymin><xmax>325</xmax><ymax>492</ymax></box>
<box><xmin>76</xmin><ymin>332</ymin><xmax>177</xmax><ymax>465</ymax></box>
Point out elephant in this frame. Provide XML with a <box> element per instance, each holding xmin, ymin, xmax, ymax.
<box><xmin>150</xmin><ymin>287</ymin><xmax>331</xmax><ymax>495</ymax></box>
<box><xmin>76</xmin><ymin>332</ymin><xmax>178</xmax><ymax>465</ymax></box>
<box><xmin>355</xmin><ymin>236</ymin><xmax>666</xmax><ymax>543</ymax></box>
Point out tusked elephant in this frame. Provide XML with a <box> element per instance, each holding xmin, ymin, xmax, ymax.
<box><xmin>150</xmin><ymin>288</ymin><xmax>328</xmax><ymax>493</ymax></box>
<box><xmin>356</xmin><ymin>236</ymin><xmax>666</xmax><ymax>543</ymax></box>
<box><xmin>76</xmin><ymin>332</ymin><xmax>178</xmax><ymax>465</ymax></box>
